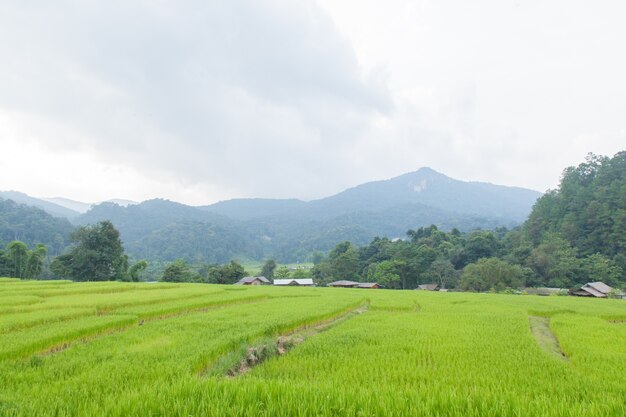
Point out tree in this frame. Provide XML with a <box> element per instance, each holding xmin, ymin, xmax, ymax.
<box><xmin>367</xmin><ymin>260</ymin><xmax>404</xmax><ymax>289</ymax></box>
<box><xmin>580</xmin><ymin>253</ymin><xmax>623</xmax><ymax>288</ymax></box>
<box><xmin>128</xmin><ymin>260</ymin><xmax>148</xmax><ymax>282</ymax></box>
<box><xmin>260</xmin><ymin>259</ymin><xmax>277</xmax><ymax>278</ymax></box>
<box><xmin>6</xmin><ymin>241</ymin><xmax>29</xmax><ymax>278</ymax></box>
<box><xmin>51</xmin><ymin>221</ymin><xmax>128</xmax><ymax>281</ymax></box>
<box><xmin>460</xmin><ymin>258</ymin><xmax>525</xmax><ymax>292</ymax></box>
<box><xmin>206</xmin><ymin>260</ymin><xmax>246</xmax><ymax>284</ymax></box>
<box><xmin>427</xmin><ymin>259</ymin><xmax>457</xmax><ymax>289</ymax></box>
<box><xmin>464</xmin><ymin>231</ymin><xmax>501</xmax><ymax>264</ymax></box>
<box><xmin>526</xmin><ymin>235</ymin><xmax>580</xmax><ymax>288</ymax></box>
<box><xmin>161</xmin><ymin>259</ymin><xmax>195</xmax><ymax>282</ymax></box>
<box><xmin>24</xmin><ymin>243</ymin><xmax>47</xmax><ymax>279</ymax></box>
<box><xmin>275</xmin><ymin>266</ymin><xmax>291</xmax><ymax>278</ymax></box>
<box><xmin>328</xmin><ymin>241</ymin><xmax>360</xmax><ymax>281</ymax></box>
<box><xmin>0</xmin><ymin>241</ymin><xmax>47</xmax><ymax>279</ymax></box>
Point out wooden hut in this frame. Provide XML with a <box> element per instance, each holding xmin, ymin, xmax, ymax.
<box><xmin>234</xmin><ymin>276</ymin><xmax>270</xmax><ymax>285</ymax></box>
<box><xmin>570</xmin><ymin>281</ymin><xmax>614</xmax><ymax>298</ymax></box>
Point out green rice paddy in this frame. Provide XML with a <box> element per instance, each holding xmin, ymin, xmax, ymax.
<box><xmin>0</xmin><ymin>278</ymin><xmax>625</xmax><ymax>416</ymax></box>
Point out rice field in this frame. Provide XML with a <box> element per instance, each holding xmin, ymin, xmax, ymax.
<box><xmin>0</xmin><ymin>278</ymin><xmax>625</xmax><ymax>416</ymax></box>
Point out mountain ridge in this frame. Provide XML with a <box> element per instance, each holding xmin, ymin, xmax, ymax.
<box><xmin>2</xmin><ymin>167</ymin><xmax>542</xmax><ymax>262</ymax></box>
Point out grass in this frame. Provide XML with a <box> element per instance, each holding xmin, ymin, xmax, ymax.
<box><xmin>0</xmin><ymin>279</ymin><xmax>625</xmax><ymax>416</ymax></box>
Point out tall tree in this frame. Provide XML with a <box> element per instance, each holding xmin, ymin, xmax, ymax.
<box><xmin>161</xmin><ymin>259</ymin><xmax>196</xmax><ymax>282</ymax></box>
<box><xmin>260</xmin><ymin>259</ymin><xmax>277</xmax><ymax>278</ymax></box>
<box><xmin>460</xmin><ymin>258</ymin><xmax>525</xmax><ymax>292</ymax></box>
<box><xmin>128</xmin><ymin>260</ymin><xmax>148</xmax><ymax>282</ymax></box>
<box><xmin>6</xmin><ymin>241</ymin><xmax>29</xmax><ymax>278</ymax></box>
<box><xmin>24</xmin><ymin>243</ymin><xmax>47</xmax><ymax>279</ymax></box>
<box><xmin>51</xmin><ymin>221</ymin><xmax>128</xmax><ymax>281</ymax></box>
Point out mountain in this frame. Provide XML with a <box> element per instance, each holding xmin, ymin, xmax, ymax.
<box><xmin>72</xmin><ymin>168</ymin><xmax>541</xmax><ymax>262</ymax></box>
<box><xmin>1</xmin><ymin>168</ymin><xmax>542</xmax><ymax>262</ymax></box>
<box><xmin>202</xmin><ymin>168</ymin><xmax>540</xmax><ymax>222</ymax></box>
<box><xmin>0</xmin><ymin>191</ymin><xmax>81</xmax><ymax>219</ymax></box>
<box><xmin>0</xmin><ymin>198</ymin><xmax>74</xmax><ymax>255</ymax></box>
<box><xmin>308</xmin><ymin>167</ymin><xmax>539</xmax><ymax>221</ymax></box>
<box><xmin>42</xmin><ymin>197</ymin><xmax>138</xmax><ymax>214</ymax></box>
<box><xmin>41</xmin><ymin>197</ymin><xmax>92</xmax><ymax>214</ymax></box>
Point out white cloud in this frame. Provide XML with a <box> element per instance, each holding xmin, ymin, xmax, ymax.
<box><xmin>0</xmin><ymin>0</ymin><xmax>624</xmax><ymax>204</ymax></box>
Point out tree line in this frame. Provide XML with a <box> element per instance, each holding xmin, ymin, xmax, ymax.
<box><xmin>3</xmin><ymin>152</ymin><xmax>623</xmax><ymax>289</ymax></box>
<box><xmin>0</xmin><ymin>241</ymin><xmax>48</xmax><ymax>279</ymax></box>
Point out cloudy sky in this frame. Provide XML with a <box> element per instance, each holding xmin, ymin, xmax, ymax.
<box><xmin>1</xmin><ymin>0</ymin><xmax>624</xmax><ymax>205</ymax></box>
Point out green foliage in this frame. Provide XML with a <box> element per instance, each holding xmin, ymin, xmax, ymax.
<box><xmin>51</xmin><ymin>221</ymin><xmax>128</xmax><ymax>281</ymax></box>
<box><xmin>128</xmin><ymin>260</ymin><xmax>148</xmax><ymax>282</ymax></box>
<box><xmin>274</xmin><ymin>266</ymin><xmax>291</xmax><ymax>278</ymax></box>
<box><xmin>0</xmin><ymin>240</ymin><xmax>48</xmax><ymax>279</ymax></box>
<box><xmin>73</xmin><ymin>166</ymin><xmax>541</xmax><ymax>265</ymax></box>
<box><xmin>260</xmin><ymin>259</ymin><xmax>277</xmax><ymax>278</ymax></box>
<box><xmin>24</xmin><ymin>244</ymin><xmax>47</xmax><ymax>279</ymax></box>
<box><xmin>205</xmin><ymin>260</ymin><xmax>246</xmax><ymax>284</ymax></box>
<box><xmin>460</xmin><ymin>258</ymin><xmax>526</xmax><ymax>292</ymax></box>
<box><xmin>0</xmin><ymin>198</ymin><xmax>73</xmax><ymax>257</ymax></box>
<box><xmin>161</xmin><ymin>259</ymin><xmax>197</xmax><ymax>283</ymax></box>
<box><xmin>427</xmin><ymin>258</ymin><xmax>458</xmax><ymax>289</ymax></box>
<box><xmin>526</xmin><ymin>234</ymin><xmax>580</xmax><ymax>288</ymax></box>
<box><xmin>0</xmin><ymin>241</ymin><xmax>48</xmax><ymax>279</ymax></box>
<box><xmin>525</xmin><ymin>152</ymin><xmax>625</xmax><ymax>263</ymax></box>
<box><xmin>366</xmin><ymin>259</ymin><xmax>404</xmax><ymax>289</ymax></box>
<box><xmin>6</xmin><ymin>241</ymin><xmax>28</xmax><ymax>279</ymax></box>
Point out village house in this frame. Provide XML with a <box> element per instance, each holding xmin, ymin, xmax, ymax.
<box><xmin>234</xmin><ymin>276</ymin><xmax>271</xmax><ymax>285</ymax></box>
<box><xmin>570</xmin><ymin>281</ymin><xmax>622</xmax><ymax>298</ymax></box>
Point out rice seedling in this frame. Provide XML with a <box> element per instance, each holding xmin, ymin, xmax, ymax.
<box><xmin>0</xmin><ymin>280</ymin><xmax>624</xmax><ymax>416</ymax></box>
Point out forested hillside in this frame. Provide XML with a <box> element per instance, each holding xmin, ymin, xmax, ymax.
<box><xmin>525</xmin><ymin>152</ymin><xmax>625</xmax><ymax>262</ymax></box>
<box><xmin>0</xmin><ymin>199</ymin><xmax>73</xmax><ymax>256</ymax></box>
<box><xmin>311</xmin><ymin>152</ymin><xmax>625</xmax><ymax>290</ymax></box>
<box><xmin>75</xmin><ymin>168</ymin><xmax>539</xmax><ymax>263</ymax></box>
<box><xmin>0</xmin><ymin>191</ymin><xmax>80</xmax><ymax>219</ymax></box>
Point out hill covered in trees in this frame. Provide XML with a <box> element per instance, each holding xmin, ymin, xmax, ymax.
<box><xmin>311</xmin><ymin>152</ymin><xmax>625</xmax><ymax>290</ymax></box>
<box><xmin>0</xmin><ymin>199</ymin><xmax>73</xmax><ymax>256</ymax></box>
<box><xmin>73</xmin><ymin>168</ymin><xmax>540</xmax><ymax>263</ymax></box>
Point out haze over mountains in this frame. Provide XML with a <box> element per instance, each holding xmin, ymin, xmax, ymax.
<box><xmin>1</xmin><ymin>168</ymin><xmax>541</xmax><ymax>262</ymax></box>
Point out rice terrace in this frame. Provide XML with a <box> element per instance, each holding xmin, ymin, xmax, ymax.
<box><xmin>1</xmin><ymin>279</ymin><xmax>625</xmax><ymax>416</ymax></box>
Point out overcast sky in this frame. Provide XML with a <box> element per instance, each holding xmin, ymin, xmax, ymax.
<box><xmin>1</xmin><ymin>0</ymin><xmax>624</xmax><ymax>205</ymax></box>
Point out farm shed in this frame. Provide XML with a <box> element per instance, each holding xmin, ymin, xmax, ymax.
<box><xmin>273</xmin><ymin>279</ymin><xmax>315</xmax><ymax>286</ymax></box>
<box><xmin>356</xmin><ymin>282</ymin><xmax>381</xmax><ymax>289</ymax></box>
<box><xmin>570</xmin><ymin>281</ymin><xmax>615</xmax><ymax>298</ymax></box>
<box><xmin>328</xmin><ymin>280</ymin><xmax>359</xmax><ymax>288</ymax></box>
<box><xmin>415</xmin><ymin>283</ymin><xmax>439</xmax><ymax>291</ymax></box>
<box><xmin>235</xmin><ymin>276</ymin><xmax>270</xmax><ymax>285</ymax></box>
